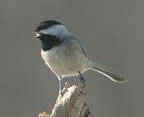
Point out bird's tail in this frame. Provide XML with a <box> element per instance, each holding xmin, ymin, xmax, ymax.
<box><xmin>88</xmin><ymin>60</ymin><xmax>128</xmax><ymax>83</ymax></box>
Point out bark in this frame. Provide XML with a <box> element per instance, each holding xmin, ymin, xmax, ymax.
<box><xmin>38</xmin><ymin>82</ymin><xmax>91</xmax><ymax>117</ymax></box>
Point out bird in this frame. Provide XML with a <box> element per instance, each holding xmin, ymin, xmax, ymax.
<box><xmin>34</xmin><ymin>20</ymin><xmax>127</xmax><ymax>95</ymax></box>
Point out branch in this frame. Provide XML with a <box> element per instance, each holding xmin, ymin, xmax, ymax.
<box><xmin>38</xmin><ymin>82</ymin><xmax>91</xmax><ymax>117</ymax></box>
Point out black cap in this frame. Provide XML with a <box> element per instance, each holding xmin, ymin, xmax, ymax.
<box><xmin>35</xmin><ymin>20</ymin><xmax>62</xmax><ymax>32</ymax></box>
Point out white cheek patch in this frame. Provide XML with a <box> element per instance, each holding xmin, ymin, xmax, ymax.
<box><xmin>40</xmin><ymin>25</ymin><xmax>69</xmax><ymax>37</ymax></box>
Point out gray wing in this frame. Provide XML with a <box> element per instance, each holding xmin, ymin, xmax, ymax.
<box><xmin>65</xmin><ymin>35</ymin><xmax>88</xmax><ymax>57</ymax></box>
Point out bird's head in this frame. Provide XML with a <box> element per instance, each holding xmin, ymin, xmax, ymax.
<box><xmin>34</xmin><ymin>20</ymin><xmax>69</xmax><ymax>39</ymax></box>
<box><xmin>33</xmin><ymin>20</ymin><xmax>69</xmax><ymax>51</ymax></box>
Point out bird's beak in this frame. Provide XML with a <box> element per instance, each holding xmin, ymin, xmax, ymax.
<box><xmin>33</xmin><ymin>32</ymin><xmax>40</xmax><ymax>38</ymax></box>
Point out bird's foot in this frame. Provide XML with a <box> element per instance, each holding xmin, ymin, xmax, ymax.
<box><xmin>59</xmin><ymin>90</ymin><xmax>64</xmax><ymax>97</ymax></box>
<box><xmin>80</xmin><ymin>76</ymin><xmax>86</xmax><ymax>84</ymax></box>
<box><xmin>58</xmin><ymin>82</ymin><xmax>70</xmax><ymax>96</ymax></box>
<box><xmin>78</xmin><ymin>72</ymin><xmax>86</xmax><ymax>84</ymax></box>
<box><xmin>78</xmin><ymin>72</ymin><xmax>86</xmax><ymax>94</ymax></box>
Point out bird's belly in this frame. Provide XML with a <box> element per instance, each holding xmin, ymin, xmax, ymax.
<box><xmin>41</xmin><ymin>48</ymin><xmax>88</xmax><ymax>78</ymax></box>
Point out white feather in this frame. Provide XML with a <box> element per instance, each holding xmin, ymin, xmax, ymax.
<box><xmin>40</xmin><ymin>24</ymin><xmax>70</xmax><ymax>39</ymax></box>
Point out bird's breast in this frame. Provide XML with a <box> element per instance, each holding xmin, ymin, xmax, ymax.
<box><xmin>40</xmin><ymin>40</ymin><xmax>88</xmax><ymax>78</ymax></box>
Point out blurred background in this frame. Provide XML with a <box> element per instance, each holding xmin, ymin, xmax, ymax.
<box><xmin>0</xmin><ymin>0</ymin><xmax>142</xmax><ymax>117</ymax></box>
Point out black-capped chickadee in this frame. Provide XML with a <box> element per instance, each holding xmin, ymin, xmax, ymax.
<box><xmin>34</xmin><ymin>20</ymin><xmax>127</xmax><ymax>94</ymax></box>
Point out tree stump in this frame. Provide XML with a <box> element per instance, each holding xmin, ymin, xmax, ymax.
<box><xmin>38</xmin><ymin>82</ymin><xmax>91</xmax><ymax>117</ymax></box>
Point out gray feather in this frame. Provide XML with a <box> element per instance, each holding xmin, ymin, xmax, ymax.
<box><xmin>88</xmin><ymin>61</ymin><xmax>128</xmax><ymax>83</ymax></box>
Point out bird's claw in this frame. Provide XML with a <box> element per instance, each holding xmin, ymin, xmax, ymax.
<box><xmin>59</xmin><ymin>90</ymin><xmax>65</xmax><ymax>96</ymax></box>
<box><xmin>80</xmin><ymin>76</ymin><xmax>86</xmax><ymax>84</ymax></box>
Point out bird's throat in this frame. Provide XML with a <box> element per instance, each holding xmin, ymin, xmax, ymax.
<box><xmin>40</xmin><ymin>35</ymin><xmax>63</xmax><ymax>51</ymax></box>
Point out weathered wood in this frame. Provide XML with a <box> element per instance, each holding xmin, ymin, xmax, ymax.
<box><xmin>38</xmin><ymin>82</ymin><xmax>91</xmax><ymax>117</ymax></box>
